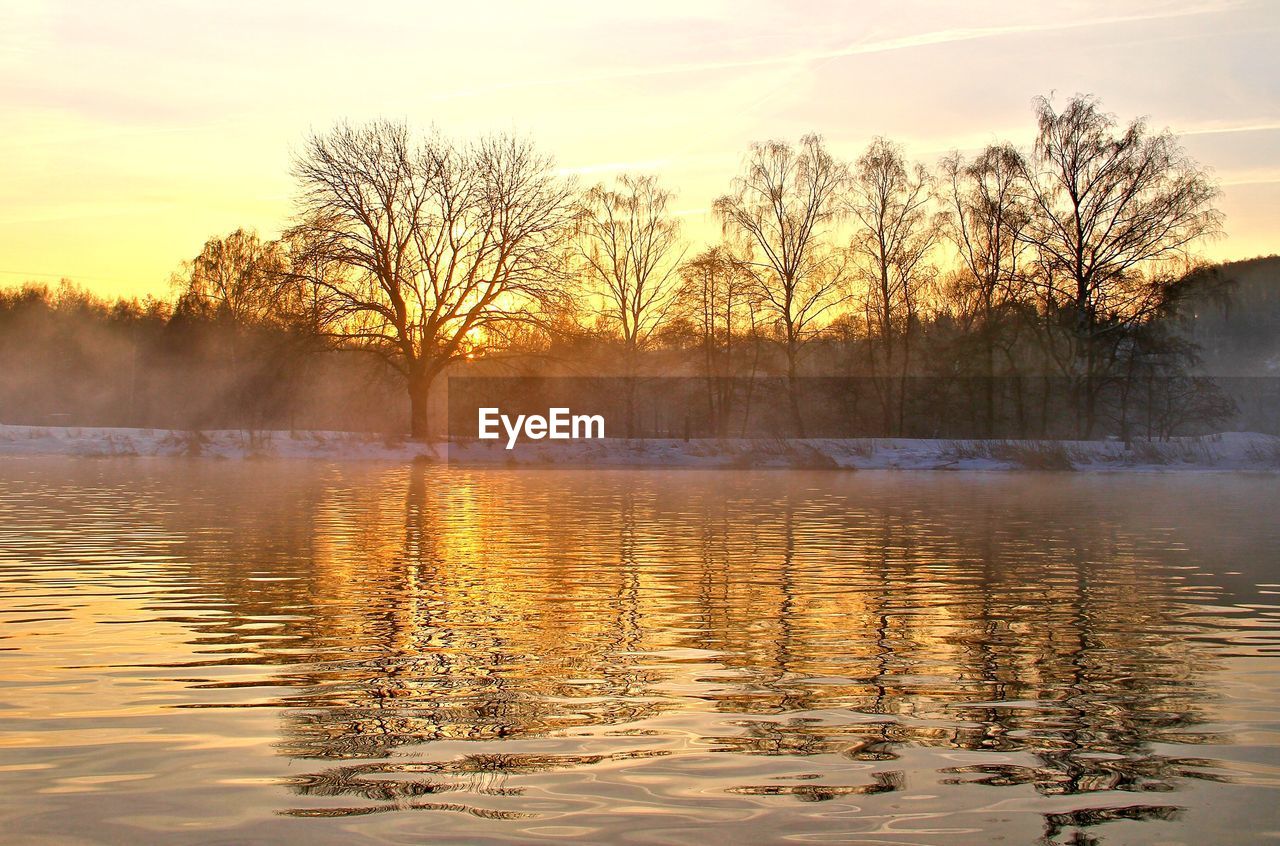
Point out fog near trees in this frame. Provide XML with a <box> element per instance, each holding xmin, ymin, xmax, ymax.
<box><xmin>2</xmin><ymin>94</ymin><xmax>1270</xmax><ymax>441</ymax></box>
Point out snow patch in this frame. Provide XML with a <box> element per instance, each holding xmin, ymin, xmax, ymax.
<box><xmin>2</xmin><ymin>425</ymin><xmax>1277</xmax><ymax>472</ymax></box>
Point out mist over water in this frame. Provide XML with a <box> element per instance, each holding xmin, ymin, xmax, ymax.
<box><xmin>1</xmin><ymin>460</ymin><xmax>1278</xmax><ymax>844</ymax></box>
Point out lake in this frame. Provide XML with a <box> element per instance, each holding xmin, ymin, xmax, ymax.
<box><xmin>1</xmin><ymin>458</ymin><xmax>1278</xmax><ymax>844</ymax></box>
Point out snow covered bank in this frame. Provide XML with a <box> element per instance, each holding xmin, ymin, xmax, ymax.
<box><xmin>0</xmin><ymin>425</ymin><xmax>426</xmax><ymax>462</ymax></box>
<box><xmin>451</xmin><ymin>432</ymin><xmax>1280</xmax><ymax>472</ymax></box>
<box><xmin>2</xmin><ymin>424</ymin><xmax>1278</xmax><ymax>472</ymax></box>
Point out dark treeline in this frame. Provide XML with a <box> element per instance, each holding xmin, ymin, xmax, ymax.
<box><xmin>1</xmin><ymin>93</ymin><xmax>1274</xmax><ymax>440</ymax></box>
<box><xmin>0</xmin><ymin>279</ymin><xmax>404</xmax><ymax>432</ymax></box>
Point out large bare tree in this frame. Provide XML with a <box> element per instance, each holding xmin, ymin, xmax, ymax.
<box><xmin>576</xmin><ymin>174</ymin><xmax>686</xmax><ymax>435</ymax></box>
<box><xmin>1019</xmin><ymin>94</ymin><xmax>1222</xmax><ymax>436</ymax></box>
<box><xmin>714</xmin><ymin>134</ymin><xmax>847</xmax><ymax>436</ymax></box>
<box><xmin>288</xmin><ymin>121</ymin><xmax>575</xmax><ymax>439</ymax></box>
<box><xmin>848</xmin><ymin>137</ymin><xmax>939</xmax><ymax>434</ymax></box>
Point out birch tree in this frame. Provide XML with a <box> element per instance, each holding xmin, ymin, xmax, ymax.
<box><xmin>714</xmin><ymin>134</ymin><xmax>847</xmax><ymax>436</ymax></box>
<box><xmin>576</xmin><ymin>174</ymin><xmax>686</xmax><ymax>435</ymax></box>
<box><xmin>1019</xmin><ymin>95</ymin><xmax>1221</xmax><ymax>436</ymax></box>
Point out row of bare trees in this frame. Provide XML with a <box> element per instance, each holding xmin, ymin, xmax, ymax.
<box><xmin>690</xmin><ymin>97</ymin><xmax>1218</xmax><ymax>438</ymax></box>
<box><xmin>158</xmin><ymin>93</ymin><xmax>1224</xmax><ymax>440</ymax></box>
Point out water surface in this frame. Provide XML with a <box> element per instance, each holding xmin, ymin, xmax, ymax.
<box><xmin>1</xmin><ymin>458</ymin><xmax>1278</xmax><ymax>844</ymax></box>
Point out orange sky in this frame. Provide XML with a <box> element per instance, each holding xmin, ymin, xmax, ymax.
<box><xmin>2</xmin><ymin>0</ymin><xmax>1278</xmax><ymax>300</ymax></box>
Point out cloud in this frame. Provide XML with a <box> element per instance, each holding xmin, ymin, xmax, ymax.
<box><xmin>1177</xmin><ymin>120</ymin><xmax>1280</xmax><ymax>136</ymax></box>
<box><xmin>426</xmin><ymin>1</ymin><xmax>1240</xmax><ymax>100</ymax></box>
<box><xmin>1219</xmin><ymin>168</ymin><xmax>1280</xmax><ymax>187</ymax></box>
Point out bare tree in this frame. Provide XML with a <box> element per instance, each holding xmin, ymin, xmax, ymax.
<box><xmin>714</xmin><ymin>134</ymin><xmax>847</xmax><ymax>436</ymax></box>
<box><xmin>288</xmin><ymin>121</ymin><xmax>576</xmax><ymax>440</ymax></box>
<box><xmin>576</xmin><ymin>174</ymin><xmax>686</xmax><ymax>436</ymax></box>
<box><xmin>1019</xmin><ymin>94</ymin><xmax>1222</xmax><ymax>437</ymax></box>
<box><xmin>848</xmin><ymin>137</ymin><xmax>939</xmax><ymax>435</ymax></box>
<box><xmin>940</xmin><ymin>143</ymin><xmax>1031</xmax><ymax>435</ymax></box>
<box><xmin>680</xmin><ymin>244</ymin><xmax>758</xmax><ymax>436</ymax></box>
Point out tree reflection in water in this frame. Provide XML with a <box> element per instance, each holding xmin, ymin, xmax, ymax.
<box><xmin>155</xmin><ymin>465</ymin><xmax>1266</xmax><ymax>843</ymax></box>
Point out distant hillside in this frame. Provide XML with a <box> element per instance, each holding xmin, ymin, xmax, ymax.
<box><xmin>1182</xmin><ymin>255</ymin><xmax>1280</xmax><ymax>376</ymax></box>
<box><xmin>1180</xmin><ymin>255</ymin><xmax>1280</xmax><ymax>433</ymax></box>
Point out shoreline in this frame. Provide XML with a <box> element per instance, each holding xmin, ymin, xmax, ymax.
<box><xmin>2</xmin><ymin>424</ymin><xmax>1278</xmax><ymax>472</ymax></box>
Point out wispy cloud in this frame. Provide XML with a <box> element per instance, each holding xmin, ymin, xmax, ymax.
<box><xmin>1177</xmin><ymin>120</ymin><xmax>1280</xmax><ymax>136</ymax></box>
<box><xmin>1219</xmin><ymin>168</ymin><xmax>1280</xmax><ymax>187</ymax></box>
<box><xmin>429</xmin><ymin>2</ymin><xmax>1240</xmax><ymax>100</ymax></box>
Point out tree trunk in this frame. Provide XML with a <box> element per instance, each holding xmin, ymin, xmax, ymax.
<box><xmin>787</xmin><ymin>343</ymin><xmax>806</xmax><ymax>439</ymax></box>
<box><xmin>624</xmin><ymin>343</ymin><xmax>639</xmax><ymax>439</ymax></box>
<box><xmin>1080</xmin><ymin>334</ymin><xmax>1100</xmax><ymax>439</ymax></box>
<box><xmin>984</xmin><ymin>328</ymin><xmax>996</xmax><ymax>438</ymax></box>
<box><xmin>624</xmin><ymin>375</ymin><xmax>637</xmax><ymax>439</ymax></box>
<box><xmin>739</xmin><ymin>326</ymin><xmax>761</xmax><ymax>439</ymax></box>
<box><xmin>897</xmin><ymin>318</ymin><xmax>912</xmax><ymax>437</ymax></box>
<box><xmin>409</xmin><ymin>370</ymin><xmax>435</xmax><ymax>442</ymax></box>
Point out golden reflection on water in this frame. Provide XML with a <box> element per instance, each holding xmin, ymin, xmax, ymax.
<box><xmin>0</xmin><ymin>460</ymin><xmax>1278</xmax><ymax>844</ymax></box>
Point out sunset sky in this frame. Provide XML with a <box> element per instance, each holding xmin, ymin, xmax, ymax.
<box><xmin>2</xmin><ymin>0</ymin><xmax>1278</xmax><ymax>299</ymax></box>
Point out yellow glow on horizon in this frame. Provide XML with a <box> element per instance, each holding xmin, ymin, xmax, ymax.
<box><xmin>2</xmin><ymin>0</ymin><xmax>1277</xmax><ymax>300</ymax></box>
